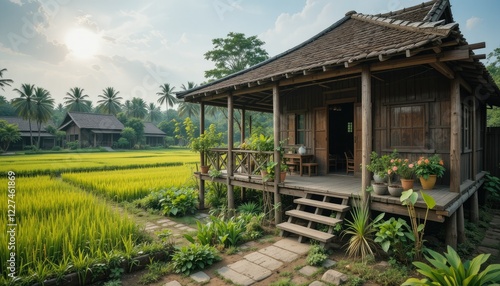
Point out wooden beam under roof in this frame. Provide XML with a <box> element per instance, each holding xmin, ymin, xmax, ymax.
<box><xmin>430</xmin><ymin>62</ymin><xmax>455</xmax><ymax>79</ymax></box>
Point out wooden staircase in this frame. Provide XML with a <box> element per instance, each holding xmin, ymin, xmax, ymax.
<box><xmin>277</xmin><ymin>193</ymin><xmax>351</xmax><ymax>246</ymax></box>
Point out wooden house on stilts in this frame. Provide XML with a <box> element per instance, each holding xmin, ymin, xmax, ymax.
<box><xmin>177</xmin><ymin>0</ymin><xmax>500</xmax><ymax>248</ymax></box>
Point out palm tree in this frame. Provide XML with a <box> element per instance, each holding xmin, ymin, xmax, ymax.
<box><xmin>64</xmin><ymin>87</ymin><xmax>91</xmax><ymax>112</ymax></box>
<box><xmin>97</xmin><ymin>87</ymin><xmax>122</xmax><ymax>115</ymax></box>
<box><xmin>0</xmin><ymin>68</ymin><xmax>14</xmax><ymax>90</ymax></box>
<box><xmin>12</xmin><ymin>83</ymin><xmax>36</xmax><ymax>145</ymax></box>
<box><xmin>157</xmin><ymin>83</ymin><xmax>177</xmax><ymax>120</ymax></box>
<box><xmin>123</xmin><ymin>100</ymin><xmax>133</xmax><ymax>117</ymax></box>
<box><xmin>0</xmin><ymin>120</ymin><xmax>21</xmax><ymax>151</ymax></box>
<box><xmin>33</xmin><ymin>87</ymin><xmax>54</xmax><ymax>148</ymax></box>
<box><xmin>131</xmin><ymin>97</ymin><xmax>147</xmax><ymax>119</ymax></box>
<box><xmin>178</xmin><ymin>81</ymin><xmax>200</xmax><ymax>119</ymax></box>
<box><xmin>146</xmin><ymin>102</ymin><xmax>162</xmax><ymax>123</ymax></box>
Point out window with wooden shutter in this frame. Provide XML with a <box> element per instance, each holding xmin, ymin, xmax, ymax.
<box><xmin>389</xmin><ymin>105</ymin><xmax>425</xmax><ymax>148</ymax></box>
<box><xmin>296</xmin><ymin>114</ymin><xmax>305</xmax><ymax>145</ymax></box>
<box><xmin>288</xmin><ymin>114</ymin><xmax>296</xmax><ymax>145</ymax></box>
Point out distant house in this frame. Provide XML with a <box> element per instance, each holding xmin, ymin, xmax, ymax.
<box><xmin>58</xmin><ymin>112</ymin><xmax>124</xmax><ymax>147</ymax></box>
<box><xmin>58</xmin><ymin>112</ymin><xmax>165</xmax><ymax>147</ymax></box>
<box><xmin>0</xmin><ymin>116</ymin><xmax>55</xmax><ymax>150</ymax></box>
<box><xmin>144</xmin><ymin>122</ymin><xmax>166</xmax><ymax>146</ymax></box>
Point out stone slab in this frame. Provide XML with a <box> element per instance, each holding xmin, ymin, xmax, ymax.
<box><xmin>322</xmin><ymin>259</ymin><xmax>337</xmax><ymax>268</ymax></box>
<box><xmin>190</xmin><ymin>271</ymin><xmax>210</xmax><ymax>283</ymax></box>
<box><xmin>309</xmin><ymin>281</ymin><xmax>327</xmax><ymax>286</ymax></box>
<box><xmin>299</xmin><ymin>265</ymin><xmax>319</xmax><ymax>277</ymax></box>
<box><xmin>163</xmin><ymin>281</ymin><xmax>182</xmax><ymax>286</ymax></box>
<box><xmin>274</xmin><ymin>238</ymin><xmax>311</xmax><ymax>255</ymax></box>
<box><xmin>480</xmin><ymin>237</ymin><xmax>499</xmax><ymax>248</ymax></box>
<box><xmin>258</xmin><ymin>245</ymin><xmax>299</xmax><ymax>263</ymax></box>
<box><xmin>321</xmin><ymin>269</ymin><xmax>348</xmax><ymax>285</ymax></box>
<box><xmin>174</xmin><ymin>224</ymin><xmax>186</xmax><ymax>228</ymax></box>
<box><xmin>156</xmin><ymin>219</ymin><xmax>171</xmax><ymax>224</ymax></box>
<box><xmin>228</xmin><ymin>259</ymin><xmax>272</xmax><ymax>281</ymax></box>
<box><xmin>217</xmin><ymin>266</ymin><xmax>255</xmax><ymax>286</ymax></box>
<box><xmin>145</xmin><ymin>225</ymin><xmax>159</xmax><ymax>231</ymax></box>
<box><xmin>477</xmin><ymin>246</ymin><xmax>500</xmax><ymax>256</ymax></box>
<box><xmin>244</xmin><ymin>251</ymin><xmax>283</xmax><ymax>270</ymax></box>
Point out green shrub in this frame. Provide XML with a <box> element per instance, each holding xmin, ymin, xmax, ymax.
<box><xmin>172</xmin><ymin>244</ymin><xmax>220</xmax><ymax>275</ymax></box>
<box><xmin>51</xmin><ymin>146</ymin><xmax>62</xmax><ymax>151</ymax></box>
<box><xmin>374</xmin><ymin>216</ymin><xmax>414</xmax><ymax>264</ymax></box>
<box><xmin>160</xmin><ymin>187</ymin><xmax>198</xmax><ymax>216</ymax></box>
<box><xmin>66</xmin><ymin>140</ymin><xmax>79</xmax><ymax>150</ymax></box>
<box><xmin>403</xmin><ymin>245</ymin><xmax>500</xmax><ymax>285</ymax></box>
<box><xmin>306</xmin><ymin>244</ymin><xmax>328</xmax><ymax>266</ymax></box>
<box><xmin>237</xmin><ymin>202</ymin><xmax>262</xmax><ymax>214</ymax></box>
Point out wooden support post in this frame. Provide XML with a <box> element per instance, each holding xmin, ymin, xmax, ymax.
<box><xmin>361</xmin><ymin>65</ymin><xmax>372</xmax><ymax>200</ymax></box>
<box><xmin>199</xmin><ymin>102</ymin><xmax>205</xmax><ymax>210</ymax></box>
<box><xmin>227</xmin><ymin>93</ymin><xmax>235</xmax><ymax>214</ymax></box>
<box><xmin>457</xmin><ymin>205</ymin><xmax>466</xmax><ymax>244</ymax></box>
<box><xmin>241</xmin><ymin>109</ymin><xmax>246</xmax><ymax>202</ymax></box>
<box><xmin>471</xmin><ymin>191</ymin><xmax>479</xmax><ymax>223</ymax></box>
<box><xmin>450</xmin><ymin>78</ymin><xmax>461</xmax><ymax>193</ymax></box>
<box><xmin>273</xmin><ymin>83</ymin><xmax>282</xmax><ymax>224</ymax></box>
<box><xmin>445</xmin><ymin>212</ymin><xmax>458</xmax><ymax>248</ymax></box>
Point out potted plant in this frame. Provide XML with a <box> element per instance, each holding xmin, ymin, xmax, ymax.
<box><xmin>415</xmin><ymin>155</ymin><xmax>445</xmax><ymax>190</ymax></box>
<box><xmin>189</xmin><ymin>124</ymin><xmax>223</xmax><ymax>173</ymax></box>
<box><xmin>366</xmin><ymin>151</ymin><xmax>392</xmax><ymax>183</ymax></box>
<box><xmin>260</xmin><ymin>161</ymin><xmax>278</xmax><ymax>182</ymax></box>
<box><xmin>390</xmin><ymin>158</ymin><xmax>416</xmax><ymax>191</ymax></box>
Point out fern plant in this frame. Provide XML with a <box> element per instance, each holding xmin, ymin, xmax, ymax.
<box><xmin>403</xmin><ymin>245</ymin><xmax>500</xmax><ymax>285</ymax></box>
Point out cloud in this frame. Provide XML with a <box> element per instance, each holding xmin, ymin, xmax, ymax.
<box><xmin>0</xmin><ymin>1</ymin><xmax>68</xmax><ymax>63</ymax></box>
<box><xmin>466</xmin><ymin>17</ymin><xmax>481</xmax><ymax>30</ymax></box>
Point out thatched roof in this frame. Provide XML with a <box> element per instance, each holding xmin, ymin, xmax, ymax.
<box><xmin>58</xmin><ymin>112</ymin><xmax>124</xmax><ymax>131</ymax></box>
<box><xmin>1</xmin><ymin>116</ymin><xmax>53</xmax><ymax>137</ymax></box>
<box><xmin>178</xmin><ymin>0</ymin><xmax>500</xmax><ymax>110</ymax></box>
<box><xmin>144</xmin><ymin>122</ymin><xmax>166</xmax><ymax>136</ymax></box>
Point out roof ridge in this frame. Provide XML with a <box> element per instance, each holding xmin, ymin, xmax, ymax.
<box><xmin>378</xmin><ymin>0</ymin><xmax>437</xmax><ymax>20</ymax></box>
<box><xmin>423</xmin><ymin>0</ymin><xmax>450</xmax><ymax>22</ymax></box>
<box><xmin>351</xmin><ymin>12</ymin><xmax>456</xmax><ymax>37</ymax></box>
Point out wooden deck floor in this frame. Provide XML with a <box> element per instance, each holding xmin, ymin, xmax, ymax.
<box><xmin>202</xmin><ymin>171</ymin><xmax>485</xmax><ymax>223</ymax></box>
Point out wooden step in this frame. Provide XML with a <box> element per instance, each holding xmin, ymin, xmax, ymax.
<box><xmin>294</xmin><ymin>198</ymin><xmax>351</xmax><ymax>212</ymax></box>
<box><xmin>286</xmin><ymin>210</ymin><xmax>342</xmax><ymax>226</ymax></box>
<box><xmin>277</xmin><ymin>222</ymin><xmax>334</xmax><ymax>243</ymax></box>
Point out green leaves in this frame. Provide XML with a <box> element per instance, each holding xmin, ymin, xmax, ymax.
<box><xmin>403</xmin><ymin>246</ymin><xmax>500</xmax><ymax>285</ymax></box>
<box><xmin>171</xmin><ymin>244</ymin><xmax>220</xmax><ymax>275</ymax></box>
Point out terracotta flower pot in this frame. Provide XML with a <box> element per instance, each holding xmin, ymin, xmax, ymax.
<box><xmin>420</xmin><ymin>175</ymin><xmax>437</xmax><ymax>190</ymax></box>
<box><xmin>400</xmin><ymin>179</ymin><xmax>414</xmax><ymax>191</ymax></box>
<box><xmin>200</xmin><ymin>165</ymin><xmax>210</xmax><ymax>174</ymax></box>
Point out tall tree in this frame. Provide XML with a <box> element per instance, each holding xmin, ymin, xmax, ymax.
<box><xmin>204</xmin><ymin>32</ymin><xmax>269</xmax><ymax>80</ymax></box>
<box><xmin>123</xmin><ymin>100</ymin><xmax>132</xmax><ymax>117</ymax></box>
<box><xmin>178</xmin><ymin>81</ymin><xmax>200</xmax><ymax>119</ymax></box>
<box><xmin>0</xmin><ymin>68</ymin><xmax>13</xmax><ymax>90</ymax></box>
<box><xmin>12</xmin><ymin>83</ymin><xmax>36</xmax><ymax>145</ymax></box>
<box><xmin>97</xmin><ymin>87</ymin><xmax>122</xmax><ymax>115</ymax></box>
<box><xmin>130</xmin><ymin>97</ymin><xmax>147</xmax><ymax>119</ymax></box>
<box><xmin>157</xmin><ymin>83</ymin><xmax>177</xmax><ymax>120</ymax></box>
<box><xmin>146</xmin><ymin>102</ymin><xmax>162</xmax><ymax>123</ymax></box>
<box><xmin>0</xmin><ymin>95</ymin><xmax>16</xmax><ymax>116</ymax></box>
<box><xmin>33</xmin><ymin>87</ymin><xmax>54</xmax><ymax>148</ymax></box>
<box><xmin>64</xmin><ymin>87</ymin><xmax>91</xmax><ymax>112</ymax></box>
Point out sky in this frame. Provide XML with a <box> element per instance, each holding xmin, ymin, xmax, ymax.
<box><xmin>1</xmin><ymin>0</ymin><xmax>499</xmax><ymax>109</ymax></box>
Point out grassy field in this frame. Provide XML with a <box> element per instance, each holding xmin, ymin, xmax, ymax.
<box><xmin>0</xmin><ymin>149</ymin><xmax>199</xmax><ymax>176</ymax></box>
<box><xmin>0</xmin><ymin>149</ymin><xmax>198</xmax><ymax>284</ymax></box>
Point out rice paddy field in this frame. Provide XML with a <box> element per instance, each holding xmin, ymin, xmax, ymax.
<box><xmin>0</xmin><ymin>149</ymin><xmax>198</xmax><ymax>284</ymax></box>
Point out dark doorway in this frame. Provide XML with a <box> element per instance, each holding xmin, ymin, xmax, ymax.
<box><xmin>328</xmin><ymin>102</ymin><xmax>354</xmax><ymax>172</ymax></box>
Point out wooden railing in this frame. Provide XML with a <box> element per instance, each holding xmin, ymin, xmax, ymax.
<box><xmin>206</xmin><ymin>148</ymin><xmax>275</xmax><ymax>176</ymax></box>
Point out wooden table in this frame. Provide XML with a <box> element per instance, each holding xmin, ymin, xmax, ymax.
<box><xmin>284</xmin><ymin>153</ymin><xmax>314</xmax><ymax>176</ymax></box>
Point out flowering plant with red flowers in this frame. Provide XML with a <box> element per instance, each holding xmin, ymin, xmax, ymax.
<box><xmin>414</xmin><ymin>155</ymin><xmax>445</xmax><ymax>180</ymax></box>
<box><xmin>388</xmin><ymin>158</ymin><xmax>416</xmax><ymax>180</ymax></box>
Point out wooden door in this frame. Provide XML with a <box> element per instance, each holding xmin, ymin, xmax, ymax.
<box><xmin>354</xmin><ymin>103</ymin><xmax>362</xmax><ymax>176</ymax></box>
<box><xmin>314</xmin><ymin>107</ymin><xmax>328</xmax><ymax>175</ymax></box>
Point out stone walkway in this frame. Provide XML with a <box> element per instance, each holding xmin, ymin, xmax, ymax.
<box><xmin>475</xmin><ymin>209</ymin><xmax>500</xmax><ymax>264</ymax></box>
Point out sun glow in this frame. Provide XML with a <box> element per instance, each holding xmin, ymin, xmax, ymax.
<box><xmin>65</xmin><ymin>28</ymin><xmax>100</xmax><ymax>59</ymax></box>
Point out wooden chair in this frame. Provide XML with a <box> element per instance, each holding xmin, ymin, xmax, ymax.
<box><xmin>344</xmin><ymin>151</ymin><xmax>355</xmax><ymax>175</ymax></box>
<box><xmin>302</xmin><ymin>158</ymin><xmax>318</xmax><ymax>176</ymax></box>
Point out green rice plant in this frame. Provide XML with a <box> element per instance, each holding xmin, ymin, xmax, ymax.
<box><xmin>343</xmin><ymin>198</ymin><xmax>384</xmax><ymax>262</ymax></box>
<box><xmin>403</xmin><ymin>245</ymin><xmax>500</xmax><ymax>285</ymax></box>
<box><xmin>0</xmin><ymin>176</ymin><xmax>144</xmax><ymax>282</ymax></box>
<box><xmin>63</xmin><ymin>164</ymin><xmax>195</xmax><ymax>202</ymax></box>
<box><xmin>1</xmin><ymin>150</ymin><xmax>198</xmax><ymax>176</ymax></box>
